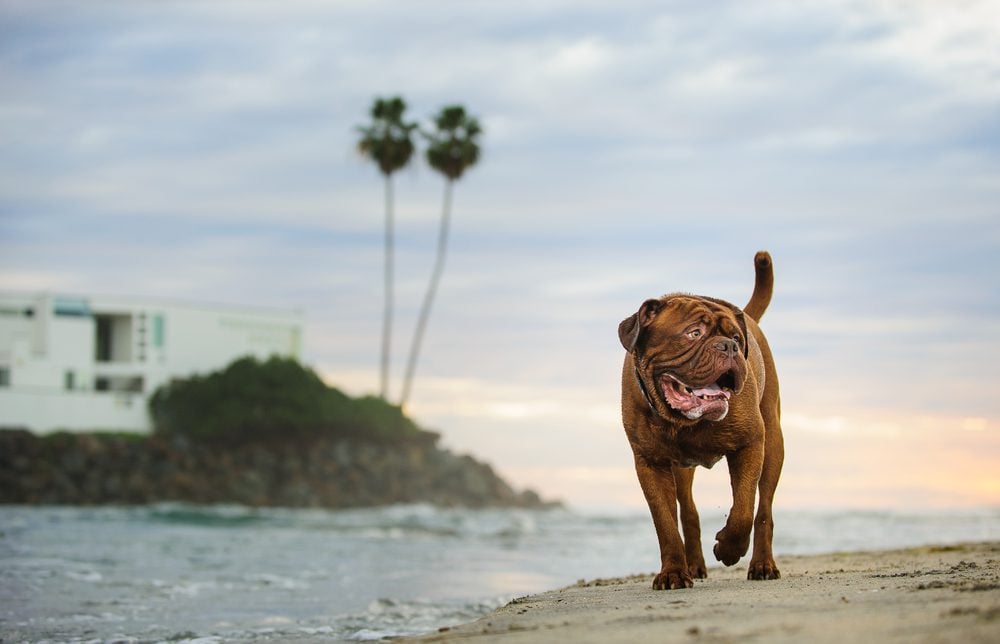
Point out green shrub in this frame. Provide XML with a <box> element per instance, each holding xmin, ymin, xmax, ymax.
<box><xmin>149</xmin><ymin>356</ymin><xmax>436</xmax><ymax>444</ymax></box>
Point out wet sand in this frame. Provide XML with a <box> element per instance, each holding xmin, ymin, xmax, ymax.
<box><xmin>415</xmin><ymin>542</ymin><xmax>999</xmax><ymax>643</ymax></box>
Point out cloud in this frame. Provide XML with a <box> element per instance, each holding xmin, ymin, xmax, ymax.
<box><xmin>1</xmin><ymin>0</ymin><xmax>998</xmax><ymax>508</ymax></box>
<box><xmin>855</xmin><ymin>0</ymin><xmax>1000</xmax><ymax>101</ymax></box>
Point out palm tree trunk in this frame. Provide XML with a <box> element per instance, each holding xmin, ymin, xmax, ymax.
<box><xmin>380</xmin><ymin>174</ymin><xmax>394</xmax><ymax>400</ymax></box>
<box><xmin>400</xmin><ymin>179</ymin><xmax>453</xmax><ymax>409</ymax></box>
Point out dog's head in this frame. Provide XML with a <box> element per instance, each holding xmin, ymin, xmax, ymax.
<box><xmin>619</xmin><ymin>294</ymin><xmax>749</xmax><ymax>423</ymax></box>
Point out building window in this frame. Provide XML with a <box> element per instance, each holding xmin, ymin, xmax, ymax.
<box><xmin>65</xmin><ymin>370</ymin><xmax>76</xmax><ymax>391</ymax></box>
<box><xmin>0</xmin><ymin>366</ymin><xmax>10</xmax><ymax>387</ymax></box>
<box><xmin>95</xmin><ymin>375</ymin><xmax>143</xmax><ymax>393</ymax></box>
<box><xmin>94</xmin><ymin>314</ymin><xmax>133</xmax><ymax>363</ymax></box>
<box><xmin>96</xmin><ymin>316</ymin><xmax>112</xmax><ymax>361</ymax></box>
<box><xmin>153</xmin><ymin>314</ymin><xmax>165</xmax><ymax>348</ymax></box>
<box><xmin>54</xmin><ymin>297</ymin><xmax>91</xmax><ymax>317</ymax></box>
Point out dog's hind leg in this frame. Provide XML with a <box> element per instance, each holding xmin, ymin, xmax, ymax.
<box><xmin>673</xmin><ymin>465</ymin><xmax>707</xmax><ymax>579</ymax></box>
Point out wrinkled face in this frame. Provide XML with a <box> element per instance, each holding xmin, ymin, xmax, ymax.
<box><xmin>620</xmin><ymin>295</ymin><xmax>748</xmax><ymax>422</ymax></box>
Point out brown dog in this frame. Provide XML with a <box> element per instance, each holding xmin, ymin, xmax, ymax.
<box><xmin>618</xmin><ymin>251</ymin><xmax>783</xmax><ymax>589</ymax></box>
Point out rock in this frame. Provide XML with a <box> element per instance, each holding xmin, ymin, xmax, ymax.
<box><xmin>0</xmin><ymin>428</ymin><xmax>558</xmax><ymax>509</ymax></box>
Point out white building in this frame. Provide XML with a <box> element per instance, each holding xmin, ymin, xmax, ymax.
<box><xmin>0</xmin><ymin>292</ymin><xmax>303</xmax><ymax>434</ymax></box>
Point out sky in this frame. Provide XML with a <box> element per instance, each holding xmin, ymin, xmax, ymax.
<box><xmin>1</xmin><ymin>0</ymin><xmax>998</xmax><ymax>511</ymax></box>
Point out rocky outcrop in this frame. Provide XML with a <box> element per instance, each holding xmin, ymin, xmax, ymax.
<box><xmin>0</xmin><ymin>429</ymin><xmax>552</xmax><ymax>508</ymax></box>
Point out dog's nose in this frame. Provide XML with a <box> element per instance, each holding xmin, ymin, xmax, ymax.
<box><xmin>715</xmin><ymin>339</ymin><xmax>739</xmax><ymax>357</ymax></box>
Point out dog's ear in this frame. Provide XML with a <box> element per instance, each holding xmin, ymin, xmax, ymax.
<box><xmin>734</xmin><ymin>308</ymin><xmax>749</xmax><ymax>358</ymax></box>
<box><xmin>618</xmin><ymin>298</ymin><xmax>663</xmax><ymax>352</ymax></box>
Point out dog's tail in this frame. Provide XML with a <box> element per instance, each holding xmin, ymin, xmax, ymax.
<box><xmin>744</xmin><ymin>251</ymin><xmax>773</xmax><ymax>322</ymax></box>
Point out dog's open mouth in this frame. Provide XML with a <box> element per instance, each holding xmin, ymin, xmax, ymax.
<box><xmin>660</xmin><ymin>372</ymin><xmax>735</xmax><ymax>421</ymax></box>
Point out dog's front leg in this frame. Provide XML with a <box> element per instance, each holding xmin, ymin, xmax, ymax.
<box><xmin>713</xmin><ymin>441</ymin><xmax>764</xmax><ymax>566</ymax></box>
<box><xmin>673</xmin><ymin>465</ymin><xmax>707</xmax><ymax>579</ymax></box>
<box><xmin>634</xmin><ymin>454</ymin><xmax>693</xmax><ymax>589</ymax></box>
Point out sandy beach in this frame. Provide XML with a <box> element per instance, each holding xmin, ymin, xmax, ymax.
<box><xmin>415</xmin><ymin>541</ymin><xmax>999</xmax><ymax>643</ymax></box>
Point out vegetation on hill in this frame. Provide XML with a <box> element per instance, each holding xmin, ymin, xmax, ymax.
<box><xmin>148</xmin><ymin>356</ymin><xmax>436</xmax><ymax>444</ymax></box>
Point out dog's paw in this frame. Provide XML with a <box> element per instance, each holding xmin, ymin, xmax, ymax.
<box><xmin>747</xmin><ymin>558</ymin><xmax>781</xmax><ymax>580</ymax></box>
<box><xmin>688</xmin><ymin>561</ymin><xmax>708</xmax><ymax>579</ymax></box>
<box><xmin>652</xmin><ymin>568</ymin><xmax>694</xmax><ymax>590</ymax></box>
<box><xmin>713</xmin><ymin>528</ymin><xmax>750</xmax><ymax>567</ymax></box>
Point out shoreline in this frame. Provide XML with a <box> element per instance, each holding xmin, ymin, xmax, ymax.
<box><xmin>413</xmin><ymin>541</ymin><xmax>999</xmax><ymax>643</ymax></box>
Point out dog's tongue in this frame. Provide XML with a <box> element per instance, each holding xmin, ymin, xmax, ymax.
<box><xmin>692</xmin><ymin>383</ymin><xmax>729</xmax><ymax>399</ymax></box>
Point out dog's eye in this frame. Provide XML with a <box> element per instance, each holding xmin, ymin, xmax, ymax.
<box><xmin>732</xmin><ymin>334</ymin><xmax>741</xmax><ymax>344</ymax></box>
<box><xmin>687</xmin><ymin>329</ymin><xmax>702</xmax><ymax>339</ymax></box>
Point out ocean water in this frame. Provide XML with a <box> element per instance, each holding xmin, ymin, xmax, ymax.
<box><xmin>1</xmin><ymin>504</ymin><xmax>997</xmax><ymax>643</ymax></box>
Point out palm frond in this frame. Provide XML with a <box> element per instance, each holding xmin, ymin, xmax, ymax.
<box><xmin>355</xmin><ymin>96</ymin><xmax>418</xmax><ymax>176</ymax></box>
<box><xmin>424</xmin><ymin>104</ymin><xmax>483</xmax><ymax>181</ymax></box>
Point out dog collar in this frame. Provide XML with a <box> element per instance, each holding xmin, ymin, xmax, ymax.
<box><xmin>634</xmin><ymin>364</ymin><xmax>659</xmax><ymax>414</ymax></box>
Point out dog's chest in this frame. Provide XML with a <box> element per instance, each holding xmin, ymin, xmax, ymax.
<box><xmin>634</xmin><ymin>419</ymin><xmax>728</xmax><ymax>469</ymax></box>
<box><xmin>675</xmin><ymin>450</ymin><xmax>724</xmax><ymax>469</ymax></box>
<box><xmin>673</xmin><ymin>435</ymin><xmax>726</xmax><ymax>469</ymax></box>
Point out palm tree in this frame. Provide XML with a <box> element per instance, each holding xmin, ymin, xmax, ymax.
<box><xmin>399</xmin><ymin>105</ymin><xmax>482</xmax><ymax>409</ymax></box>
<box><xmin>356</xmin><ymin>96</ymin><xmax>418</xmax><ymax>400</ymax></box>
